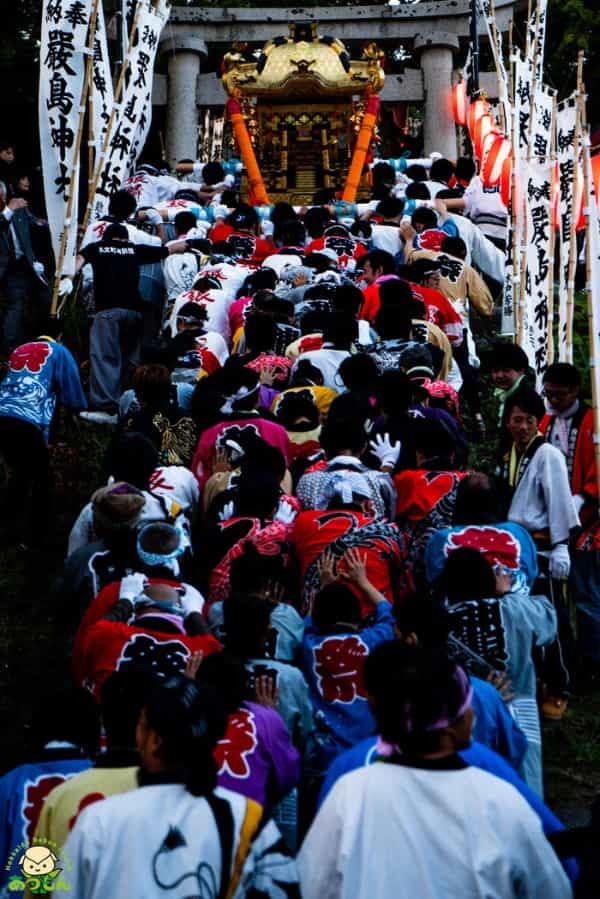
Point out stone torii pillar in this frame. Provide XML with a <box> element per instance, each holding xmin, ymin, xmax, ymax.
<box><xmin>160</xmin><ymin>36</ymin><xmax>207</xmax><ymax>166</ymax></box>
<box><xmin>414</xmin><ymin>33</ymin><xmax>460</xmax><ymax>161</ymax></box>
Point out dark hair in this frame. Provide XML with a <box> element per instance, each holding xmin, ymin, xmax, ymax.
<box><xmin>393</xmin><ymin>594</ymin><xmax>450</xmax><ymax>647</ymax></box>
<box><xmin>103</xmin><ymin>223</ymin><xmax>129</xmax><ymax>242</ymax></box>
<box><xmin>235</xmin><ymin>470</ymin><xmax>281</xmax><ymax>520</ymax></box>
<box><xmin>174</xmin><ymin>211</ymin><xmax>198</xmax><ymax>236</ymax></box>
<box><xmin>405</xmin><ymin>164</ymin><xmax>428</xmax><ymax>182</ymax></box>
<box><xmin>322</xmin><ymin>312</ymin><xmax>358</xmax><ymax>349</ymax></box>
<box><xmin>376</xmin><ymin>197</ymin><xmax>404</xmax><ymax>220</ymax></box>
<box><xmin>108</xmin><ymin>189</ymin><xmax>137</xmax><ymax>220</ymax></box>
<box><xmin>364</xmin><ymin>642</ymin><xmax>466</xmax><ymax>754</ymax></box>
<box><xmin>339</xmin><ymin>353</ymin><xmax>379</xmax><ymax>393</ymax></box>
<box><xmin>375</xmin><ymin>279</ymin><xmax>415</xmax><ymax>340</ymax></box>
<box><xmin>371</xmin><ymin>162</ymin><xmax>396</xmax><ymax>188</ymax></box>
<box><xmin>437</xmin><ymin>546</ymin><xmax>496</xmax><ymax>603</ymax></box>
<box><xmin>224</xmin><ymin>593</ymin><xmax>272</xmax><ymax>659</ymax></box>
<box><xmin>244</xmin><ymin>311</ymin><xmax>277</xmax><ymax>353</ymax></box>
<box><xmin>456</xmin><ymin>157</ymin><xmax>476</xmax><ymax>182</ymax></box>
<box><xmin>132</xmin><ymin>364</ymin><xmax>172</xmax><ymax>409</ymax></box>
<box><xmin>230</xmin><ymin>203</ymin><xmax>258</xmax><ymax>231</ymax></box>
<box><xmin>106</xmin><ymin>432</ymin><xmax>159</xmax><ymax>488</ymax></box>
<box><xmin>0</xmin><ymin>138</ymin><xmax>14</xmax><ymax>153</ymax></box>
<box><xmin>193</xmin><ymin>651</ymin><xmax>247</xmax><ymax>715</ymax></box>
<box><xmin>312</xmin><ymin>583</ymin><xmax>362</xmax><ymax>631</ymax></box>
<box><xmin>270</xmin><ymin>201</ymin><xmax>298</xmax><ymax>230</ymax></box>
<box><xmin>303</xmin><ymin>251</ymin><xmax>334</xmax><ymax>274</ymax></box>
<box><xmin>440</xmin><ymin>236</ymin><xmax>467</xmax><ymax>260</ymax></box>
<box><xmin>312</xmin><ymin>187</ymin><xmax>336</xmax><ymax>205</ymax></box>
<box><xmin>240</xmin><ymin>436</ymin><xmax>286</xmax><ymax>481</ymax></box>
<box><xmin>276</xmin><ymin>218</ymin><xmax>306</xmax><ymax>248</ymax></box>
<box><xmin>304</xmin><ymin>206</ymin><xmax>330</xmax><ymax>239</ymax></box>
<box><xmin>275</xmin><ymin>391</ymin><xmax>320</xmax><ymax>430</ymax></box>
<box><xmin>332</xmin><ymin>284</ymin><xmax>364</xmax><ymax>317</ymax></box>
<box><xmin>142</xmin><ymin>676</ymin><xmax>227</xmax><ymax>795</ymax></box>
<box><xmin>292</xmin><ymin>359</ymin><xmax>324</xmax><ymax>386</ymax></box>
<box><xmin>452</xmin><ymin>472</ymin><xmax>499</xmax><ymax>525</ymax></box>
<box><xmin>30</xmin><ymin>687</ymin><xmax>100</xmax><ymax>757</ymax></box>
<box><xmin>138</xmin><ymin>521</ymin><xmax>181</xmax><ymax>556</ymax></box>
<box><xmin>229</xmin><ymin>541</ymin><xmax>286</xmax><ymax>595</ymax></box>
<box><xmin>177</xmin><ymin>301</ymin><xmax>208</xmax><ymax>324</ymax></box>
<box><xmin>405</xmin><ymin>182</ymin><xmax>431</xmax><ymax>200</ymax></box>
<box><xmin>504</xmin><ymin>386</ymin><xmax>545</xmax><ymax>422</ymax></box>
<box><xmin>237</xmin><ymin>268</ymin><xmax>278</xmax><ymax>298</ymax></box>
<box><xmin>101</xmin><ymin>670</ymin><xmax>154</xmax><ymax>750</ymax></box>
<box><xmin>430</xmin><ymin>158</ymin><xmax>455</xmax><ymax>184</ymax></box>
<box><xmin>412</xmin><ymin>417</ymin><xmax>456</xmax><ymax>461</ymax></box>
<box><xmin>319</xmin><ymin>416</ymin><xmax>367</xmax><ymax>457</ymax></box>
<box><xmin>543</xmin><ymin>362</ymin><xmax>582</xmax><ymax>389</ymax></box>
<box><xmin>201</xmin><ymin>161</ymin><xmax>225</xmax><ymax>185</ymax></box>
<box><xmin>376</xmin><ymin>369</ymin><xmax>413</xmax><ymax>416</ymax></box>
<box><xmin>411</xmin><ymin>207</ymin><xmax>437</xmax><ymax>231</ymax></box>
<box><xmin>485</xmin><ymin>341</ymin><xmax>529</xmax><ymax>373</ymax></box>
<box><xmin>361</xmin><ymin>249</ymin><xmax>396</xmax><ymax>276</ymax></box>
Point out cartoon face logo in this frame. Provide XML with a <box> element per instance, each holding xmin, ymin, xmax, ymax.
<box><xmin>19</xmin><ymin>845</ymin><xmax>58</xmax><ymax>878</ymax></box>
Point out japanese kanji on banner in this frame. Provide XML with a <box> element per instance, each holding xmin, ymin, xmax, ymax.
<box><xmin>39</xmin><ymin>0</ymin><xmax>94</xmax><ymax>271</ymax></box>
<box><xmin>582</xmin><ymin>131</ymin><xmax>600</xmax><ymax>497</ymax></box>
<box><xmin>556</xmin><ymin>95</ymin><xmax>578</xmax><ymax>361</ymax></box>
<box><xmin>90</xmin><ymin>0</ymin><xmax>114</xmax><ymax>153</ymax></box>
<box><xmin>89</xmin><ymin>0</ymin><xmax>170</xmax><ymax>221</ymax></box>
<box><xmin>527</xmin><ymin>0</ymin><xmax>548</xmax><ymax>84</ymax></box>
<box><xmin>522</xmin><ymin>159</ymin><xmax>553</xmax><ymax>385</ymax></box>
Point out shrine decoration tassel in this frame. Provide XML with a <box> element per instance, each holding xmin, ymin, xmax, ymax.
<box><xmin>226</xmin><ymin>97</ymin><xmax>269</xmax><ymax>207</ymax></box>
<box><xmin>342</xmin><ymin>93</ymin><xmax>381</xmax><ymax>203</ymax></box>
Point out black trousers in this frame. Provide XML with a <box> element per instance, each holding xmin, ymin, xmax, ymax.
<box><xmin>0</xmin><ymin>416</ymin><xmax>51</xmax><ymax>545</ymax></box>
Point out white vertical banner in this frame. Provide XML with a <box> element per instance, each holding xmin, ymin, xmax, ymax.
<box><xmin>582</xmin><ymin>130</ymin><xmax>600</xmax><ymax>499</ymax></box>
<box><xmin>211</xmin><ymin>116</ymin><xmax>225</xmax><ymax>161</ymax></box>
<box><xmin>556</xmin><ymin>95</ymin><xmax>578</xmax><ymax>360</ymax></box>
<box><xmin>527</xmin><ymin>0</ymin><xmax>549</xmax><ymax>84</ymax></box>
<box><xmin>514</xmin><ymin>55</ymin><xmax>533</xmax><ymax>157</ymax></box>
<box><xmin>90</xmin><ymin>0</ymin><xmax>170</xmax><ymax>221</ymax></box>
<box><xmin>530</xmin><ymin>83</ymin><xmax>555</xmax><ymax>160</ymax></box>
<box><xmin>121</xmin><ymin>0</ymin><xmax>135</xmax><ymax>63</ymax></box>
<box><xmin>522</xmin><ymin>159</ymin><xmax>553</xmax><ymax>385</ymax></box>
<box><xmin>39</xmin><ymin>0</ymin><xmax>94</xmax><ymax>267</ymax></box>
<box><xmin>90</xmin><ymin>0</ymin><xmax>114</xmax><ymax>151</ymax></box>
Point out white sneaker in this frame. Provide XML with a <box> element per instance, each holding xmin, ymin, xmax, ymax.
<box><xmin>79</xmin><ymin>410</ymin><xmax>118</xmax><ymax>425</ymax></box>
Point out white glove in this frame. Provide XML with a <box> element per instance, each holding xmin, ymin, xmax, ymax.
<box><xmin>274</xmin><ymin>497</ymin><xmax>297</xmax><ymax>525</ymax></box>
<box><xmin>218</xmin><ymin>500</ymin><xmax>235</xmax><ymax>522</ymax></box>
<box><xmin>33</xmin><ymin>261</ymin><xmax>45</xmax><ymax>277</ymax></box>
<box><xmin>58</xmin><ymin>277</ymin><xmax>73</xmax><ymax>297</ymax></box>
<box><xmin>573</xmin><ymin>494</ymin><xmax>586</xmax><ymax>516</ymax></box>
<box><xmin>119</xmin><ymin>572</ymin><xmax>147</xmax><ymax>602</ymax></box>
<box><xmin>369</xmin><ymin>433</ymin><xmax>401</xmax><ymax>469</ymax></box>
<box><xmin>261</xmin><ymin>220</ymin><xmax>274</xmax><ymax>238</ymax></box>
<box><xmin>144</xmin><ymin>208</ymin><xmax>163</xmax><ymax>226</ymax></box>
<box><xmin>180</xmin><ymin>583</ymin><xmax>205</xmax><ymax>617</ymax></box>
<box><xmin>549</xmin><ymin>544</ymin><xmax>571</xmax><ymax>580</ymax></box>
<box><xmin>193</xmin><ymin>161</ymin><xmax>203</xmax><ymax>176</ymax></box>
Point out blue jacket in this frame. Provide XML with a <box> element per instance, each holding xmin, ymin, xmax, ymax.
<box><xmin>0</xmin><ymin>339</ymin><xmax>87</xmax><ymax>439</ymax></box>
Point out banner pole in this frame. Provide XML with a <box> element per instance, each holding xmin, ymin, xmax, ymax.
<box><xmin>50</xmin><ymin>0</ymin><xmax>100</xmax><ymax>317</ymax></box>
<box><xmin>565</xmin><ymin>51</ymin><xmax>584</xmax><ymax>364</ymax></box>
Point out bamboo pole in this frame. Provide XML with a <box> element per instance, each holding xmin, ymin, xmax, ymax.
<box><xmin>82</xmin><ymin>0</ymin><xmax>147</xmax><ymax>233</ymax></box>
<box><xmin>50</xmin><ymin>0</ymin><xmax>100</xmax><ymax>317</ymax></box>
<box><xmin>580</xmin><ymin>80</ymin><xmax>600</xmax><ymax>500</ymax></box>
<box><xmin>488</xmin><ymin>0</ymin><xmax>506</xmax><ymax>136</ymax></box>
<box><xmin>565</xmin><ymin>51</ymin><xmax>584</xmax><ymax>363</ymax></box>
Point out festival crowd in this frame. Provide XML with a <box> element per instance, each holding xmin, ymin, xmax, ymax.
<box><xmin>0</xmin><ymin>139</ymin><xmax>599</xmax><ymax>897</ymax></box>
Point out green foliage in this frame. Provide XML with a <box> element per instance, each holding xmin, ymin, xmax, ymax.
<box><xmin>545</xmin><ymin>0</ymin><xmax>600</xmax><ymax>124</ymax></box>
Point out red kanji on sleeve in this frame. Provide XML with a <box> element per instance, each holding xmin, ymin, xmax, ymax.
<box><xmin>214</xmin><ymin>709</ymin><xmax>257</xmax><ymax>779</ymax></box>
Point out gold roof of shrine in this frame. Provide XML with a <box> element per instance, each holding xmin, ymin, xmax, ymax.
<box><xmin>221</xmin><ymin>24</ymin><xmax>385</xmax><ymax>99</ymax></box>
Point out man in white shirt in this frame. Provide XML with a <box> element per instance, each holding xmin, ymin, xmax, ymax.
<box><xmin>299</xmin><ymin>641</ymin><xmax>572</xmax><ymax>899</ymax></box>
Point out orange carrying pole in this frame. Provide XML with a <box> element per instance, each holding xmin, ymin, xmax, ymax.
<box><xmin>226</xmin><ymin>98</ymin><xmax>269</xmax><ymax>206</ymax></box>
<box><xmin>342</xmin><ymin>94</ymin><xmax>381</xmax><ymax>203</ymax></box>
